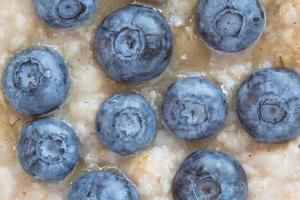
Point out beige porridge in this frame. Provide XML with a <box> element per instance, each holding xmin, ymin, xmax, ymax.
<box><xmin>1</xmin><ymin>0</ymin><xmax>300</xmax><ymax>199</ymax></box>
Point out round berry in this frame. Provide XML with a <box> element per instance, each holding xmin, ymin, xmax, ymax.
<box><xmin>237</xmin><ymin>67</ymin><xmax>300</xmax><ymax>143</ymax></box>
<box><xmin>68</xmin><ymin>170</ymin><xmax>139</xmax><ymax>200</ymax></box>
<box><xmin>162</xmin><ymin>76</ymin><xmax>227</xmax><ymax>140</ymax></box>
<box><xmin>197</xmin><ymin>0</ymin><xmax>265</xmax><ymax>52</ymax></box>
<box><xmin>34</xmin><ymin>0</ymin><xmax>97</xmax><ymax>28</ymax></box>
<box><xmin>96</xmin><ymin>93</ymin><xmax>156</xmax><ymax>155</ymax></box>
<box><xmin>18</xmin><ymin>118</ymin><xmax>79</xmax><ymax>181</ymax></box>
<box><xmin>94</xmin><ymin>4</ymin><xmax>173</xmax><ymax>83</ymax></box>
<box><xmin>2</xmin><ymin>47</ymin><xmax>70</xmax><ymax>116</ymax></box>
<box><xmin>172</xmin><ymin>150</ymin><xmax>248</xmax><ymax>200</ymax></box>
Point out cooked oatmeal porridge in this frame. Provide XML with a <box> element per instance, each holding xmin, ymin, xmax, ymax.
<box><xmin>1</xmin><ymin>0</ymin><xmax>300</xmax><ymax>199</ymax></box>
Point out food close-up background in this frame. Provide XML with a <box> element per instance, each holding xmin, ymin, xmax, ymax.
<box><xmin>1</xmin><ymin>0</ymin><xmax>300</xmax><ymax>199</ymax></box>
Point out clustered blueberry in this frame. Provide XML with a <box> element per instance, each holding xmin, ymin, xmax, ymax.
<box><xmin>68</xmin><ymin>170</ymin><xmax>140</xmax><ymax>200</ymax></box>
<box><xmin>4</xmin><ymin>1</ymin><xmax>297</xmax><ymax>199</ymax></box>
<box><xmin>237</xmin><ymin>67</ymin><xmax>300</xmax><ymax>143</ymax></box>
<box><xmin>34</xmin><ymin>0</ymin><xmax>97</xmax><ymax>28</ymax></box>
<box><xmin>2</xmin><ymin>47</ymin><xmax>70</xmax><ymax>116</ymax></box>
<box><xmin>197</xmin><ymin>0</ymin><xmax>265</xmax><ymax>52</ymax></box>
<box><xmin>172</xmin><ymin>150</ymin><xmax>248</xmax><ymax>200</ymax></box>
<box><xmin>94</xmin><ymin>4</ymin><xmax>173</xmax><ymax>83</ymax></box>
<box><xmin>18</xmin><ymin>118</ymin><xmax>79</xmax><ymax>181</ymax></box>
<box><xmin>162</xmin><ymin>76</ymin><xmax>227</xmax><ymax>140</ymax></box>
<box><xmin>96</xmin><ymin>93</ymin><xmax>156</xmax><ymax>155</ymax></box>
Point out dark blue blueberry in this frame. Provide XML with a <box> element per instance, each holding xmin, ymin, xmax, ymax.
<box><xmin>94</xmin><ymin>4</ymin><xmax>173</xmax><ymax>83</ymax></box>
<box><xmin>96</xmin><ymin>93</ymin><xmax>156</xmax><ymax>155</ymax></box>
<box><xmin>162</xmin><ymin>76</ymin><xmax>227</xmax><ymax>140</ymax></box>
<box><xmin>68</xmin><ymin>170</ymin><xmax>139</xmax><ymax>200</ymax></box>
<box><xmin>172</xmin><ymin>150</ymin><xmax>248</xmax><ymax>200</ymax></box>
<box><xmin>18</xmin><ymin>118</ymin><xmax>79</xmax><ymax>181</ymax></box>
<box><xmin>197</xmin><ymin>0</ymin><xmax>265</xmax><ymax>53</ymax></box>
<box><xmin>2</xmin><ymin>47</ymin><xmax>70</xmax><ymax>116</ymax></box>
<box><xmin>34</xmin><ymin>0</ymin><xmax>97</xmax><ymax>28</ymax></box>
<box><xmin>236</xmin><ymin>67</ymin><xmax>300</xmax><ymax>143</ymax></box>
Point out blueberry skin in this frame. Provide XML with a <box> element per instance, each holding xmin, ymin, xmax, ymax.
<box><xmin>236</xmin><ymin>67</ymin><xmax>300</xmax><ymax>143</ymax></box>
<box><xmin>18</xmin><ymin>118</ymin><xmax>79</xmax><ymax>181</ymax></box>
<box><xmin>197</xmin><ymin>0</ymin><xmax>265</xmax><ymax>53</ymax></box>
<box><xmin>94</xmin><ymin>4</ymin><xmax>173</xmax><ymax>83</ymax></box>
<box><xmin>96</xmin><ymin>93</ymin><xmax>156</xmax><ymax>155</ymax></box>
<box><xmin>162</xmin><ymin>76</ymin><xmax>227</xmax><ymax>140</ymax></box>
<box><xmin>68</xmin><ymin>170</ymin><xmax>139</xmax><ymax>200</ymax></box>
<box><xmin>34</xmin><ymin>0</ymin><xmax>97</xmax><ymax>28</ymax></box>
<box><xmin>172</xmin><ymin>150</ymin><xmax>248</xmax><ymax>200</ymax></box>
<box><xmin>2</xmin><ymin>47</ymin><xmax>70</xmax><ymax>116</ymax></box>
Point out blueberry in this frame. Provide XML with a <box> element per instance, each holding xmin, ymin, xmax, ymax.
<box><xmin>2</xmin><ymin>47</ymin><xmax>70</xmax><ymax>116</ymax></box>
<box><xmin>18</xmin><ymin>118</ymin><xmax>79</xmax><ymax>181</ymax></box>
<box><xmin>68</xmin><ymin>170</ymin><xmax>139</xmax><ymax>200</ymax></box>
<box><xmin>94</xmin><ymin>4</ymin><xmax>173</xmax><ymax>83</ymax></box>
<box><xmin>196</xmin><ymin>0</ymin><xmax>265</xmax><ymax>53</ymax></box>
<box><xmin>162</xmin><ymin>76</ymin><xmax>227</xmax><ymax>140</ymax></box>
<box><xmin>172</xmin><ymin>150</ymin><xmax>248</xmax><ymax>200</ymax></box>
<box><xmin>34</xmin><ymin>0</ymin><xmax>97</xmax><ymax>28</ymax></box>
<box><xmin>96</xmin><ymin>93</ymin><xmax>156</xmax><ymax>155</ymax></box>
<box><xmin>236</xmin><ymin>67</ymin><xmax>300</xmax><ymax>143</ymax></box>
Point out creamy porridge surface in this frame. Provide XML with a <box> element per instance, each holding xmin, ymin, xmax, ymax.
<box><xmin>1</xmin><ymin>0</ymin><xmax>300</xmax><ymax>199</ymax></box>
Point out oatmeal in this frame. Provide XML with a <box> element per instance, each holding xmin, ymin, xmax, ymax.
<box><xmin>1</xmin><ymin>0</ymin><xmax>300</xmax><ymax>199</ymax></box>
